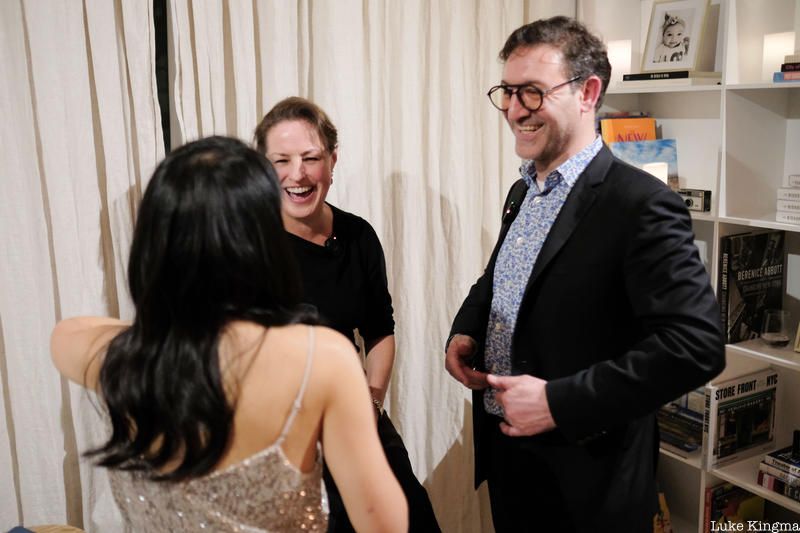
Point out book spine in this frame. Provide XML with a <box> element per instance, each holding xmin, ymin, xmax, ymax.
<box><xmin>702</xmin><ymin>384</ymin><xmax>717</xmax><ymax>468</ymax></box>
<box><xmin>790</xmin><ymin>175</ymin><xmax>800</xmax><ymax>187</ymax></box>
<box><xmin>717</xmin><ymin>236</ymin><xmax>730</xmax><ymax>343</ymax></box>
<box><xmin>623</xmin><ymin>70</ymin><xmax>690</xmax><ymax>81</ymax></box>
<box><xmin>774</xmin><ymin>71</ymin><xmax>800</xmax><ymax>82</ymax></box>
<box><xmin>777</xmin><ymin>200</ymin><xmax>800</xmax><ymax>212</ymax></box>
<box><xmin>782</xmin><ymin>62</ymin><xmax>800</xmax><ymax>72</ymax></box>
<box><xmin>777</xmin><ymin>188</ymin><xmax>800</xmax><ymax>201</ymax></box>
<box><xmin>776</xmin><ymin>211</ymin><xmax>800</xmax><ymax>224</ymax></box>
<box><xmin>759</xmin><ymin>461</ymin><xmax>800</xmax><ymax>486</ymax></box>
<box><xmin>785</xmin><ymin>54</ymin><xmax>800</xmax><ymax>63</ymax></box>
<box><xmin>764</xmin><ymin>455</ymin><xmax>800</xmax><ymax>477</ymax></box>
<box><xmin>703</xmin><ymin>486</ymin><xmax>712</xmax><ymax>533</ymax></box>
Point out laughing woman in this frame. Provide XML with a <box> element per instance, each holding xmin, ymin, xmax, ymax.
<box><xmin>254</xmin><ymin>98</ymin><xmax>440</xmax><ymax>533</ymax></box>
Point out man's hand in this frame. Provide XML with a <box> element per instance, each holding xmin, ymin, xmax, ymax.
<box><xmin>487</xmin><ymin>374</ymin><xmax>556</xmax><ymax>437</ymax></box>
<box><xmin>445</xmin><ymin>334</ymin><xmax>488</xmax><ymax>390</ymax></box>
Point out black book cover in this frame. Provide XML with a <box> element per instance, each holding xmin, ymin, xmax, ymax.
<box><xmin>623</xmin><ymin>70</ymin><xmax>691</xmax><ymax>81</ymax></box>
<box><xmin>717</xmin><ymin>230</ymin><xmax>785</xmax><ymax>344</ymax></box>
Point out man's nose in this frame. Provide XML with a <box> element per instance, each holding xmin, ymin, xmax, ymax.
<box><xmin>506</xmin><ymin>93</ymin><xmax>531</xmax><ymax>122</ymax></box>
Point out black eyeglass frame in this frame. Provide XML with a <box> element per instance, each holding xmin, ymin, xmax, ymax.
<box><xmin>486</xmin><ymin>76</ymin><xmax>583</xmax><ymax>112</ymax></box>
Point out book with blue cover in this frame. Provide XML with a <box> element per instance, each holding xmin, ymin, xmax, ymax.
<box><xmin>609</xmin><ymin>139</ymin><xmax>678</xmax><ymax>189</ymax></box>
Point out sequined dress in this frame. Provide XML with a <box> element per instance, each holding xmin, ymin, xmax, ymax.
<box><xmin>107</xmin><ymin>326</ymin><xmax>328</xmax><ymax>532</ymax></box>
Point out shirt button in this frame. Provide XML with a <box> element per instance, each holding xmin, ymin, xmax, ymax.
<box><xmin>516</xmin><ymin>236</ymin><xmax>524</xmax><ymax>245</ymax></box>
<box><xmin>533</xmin><ymin>197</ymin><xmax>542</xmax><ymax>204</ymax></box>
<box><xmin>494</xmin><ymin>322</ymin><xmax>502</xmax><ymax>331</ymax></box>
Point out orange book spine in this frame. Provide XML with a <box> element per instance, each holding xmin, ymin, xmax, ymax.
<box><xmin>600</xmin><ymin>117</ymin><xmax>657</xmax><ymax>144</ymax></box>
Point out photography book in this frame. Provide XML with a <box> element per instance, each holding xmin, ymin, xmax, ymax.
<box><xmin>717</xmin><ymin>230</ymin><xmax>785</xmax><ymax>344</ymax></box>
<box><xmin>782</xmin><ymin>62</ymin><xmax>800</xmax><ymax>72</ymax></box>
<box><xmin>619</xmin><ymin>77</ymin><xmax>721</xmax><ymax>88</ymax></box>
<box><xmin>622</xmin><ymin>70</ymin><xmax>720</xmax><ymax>81</ymax></box>
<box><xmin>759</xmin><ymin>459</ymin><xmax>800</xmax><ymax>486</ymax></box>
<box><xmin>763</xmin><ymin>444</ymin><xmax>800</xmax><ymax>477</ymax></box>
<box><xmin>702</xmin><ymin>367</ymin><xmax>779</xmax><ymax>469</ymax></box>
<box><xmin>703</xmin><ymin>483</ymin><xmax>765</xmax><ymax>533</ymax></box>
<box><xmin>600</xmin><ymin>117</ymin><xmax>656</xmax><ymax>144</ymax></box>
<box><xmin>609</xmin><ymin>139</ymin><xmax>678</xmax><ymax>189</ymax></box>
<box><xmin>658</xmin><ymin>403</ymin><xmax>703</xmax><ymax>456</ymax></box>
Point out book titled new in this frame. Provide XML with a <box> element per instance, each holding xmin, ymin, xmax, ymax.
<box><xmin>773</xmin><ymin>71</ymin><xmax>800</xmax><ymax>82</ymax></box>
<box><xmin>702</xmin><ymin>367</ymin><xmax>779</xmax><ymax>469</ymax></box>
<box><xmin>600</xmin><ymin>117</ymin><xmax>656</xmax><ymax>144</ymax></box>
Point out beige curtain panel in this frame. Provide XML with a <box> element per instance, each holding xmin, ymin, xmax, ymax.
<box><xmin>0</xmin><ymin>0</ymin><xmax>647</xmax><ymax>531</ymax></box>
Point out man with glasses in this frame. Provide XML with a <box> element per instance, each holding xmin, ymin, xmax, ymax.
<box><xmin>445</xmin><ymin>16</ymin><xmax>723</xmax><ymax>531</ymax></box>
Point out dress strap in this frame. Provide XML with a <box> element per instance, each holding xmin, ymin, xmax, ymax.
<box><xmin>274</xmin><ymin>326</ymin><xmax>315</xmax><ymax>447</ymax></box>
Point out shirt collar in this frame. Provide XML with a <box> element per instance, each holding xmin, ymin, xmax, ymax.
<box><xmin>520</xmin><ymin>136</ymin><xmax>603</xmax><ymax>188</ymax></box>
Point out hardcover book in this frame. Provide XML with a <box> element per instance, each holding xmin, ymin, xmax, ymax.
<box><xmin>773</xmin><ymin>71</ymin><xmax>800</xmax><ymax>82</ymax></box>
<box><xmin>763</xmin><ymin>445</ymin><xmax>800</xmax><ymax>477</ymax></box>
<box><xmin>702</xmin><ymin>367</ymin><xmax>779</xmax><ymax>468</ymax></box>
<box><xmin>782</xmin><ymin>62</ymin><xmax>800</xmax><ymax>72</ymax></box>
<box><xmin>609</xmin><ymin>139</ymin><xmax>678</xmax><ymax>189</ymax></box>
<box><xmin>658</xmin><ymin>404</ymin><xmax>703</xmax><ymax>456</ymax></box>
<box><xmin>622</xmin><ymin>70</ymin><xmax>720</xmax><ymax>81</ymax></box>
<box><xmin>717</xmin><ymin>230</ymin><xmax>785</xmax><ymax>344</ymax></box>
<box><xmin>759</xmin><ymin>459</ymin><xmax>800</xmax><ymax>486</ymax></box>
<box><xmin>600</xmin><ymin>117</ymin><xmax>657</xmax><ymax>144</ymax></box>
<box><xmin>619</xmin><ymin>77</ymin><xmax>721</xmax><ymax>87</ymax></box>
<box><xmin>757</xmin><ymin>470</ymin><xmax>800</xmax><ymax>502</ymax></box>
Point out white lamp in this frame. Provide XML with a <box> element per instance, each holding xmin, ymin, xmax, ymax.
<box><xmin>607</xmin><ymin>40</ymin><xmax>632</xmax><ymax>86</ymax></box>
<box><xmin>762</xmin><ymin>32</ymin><xmax>796</xmax><ymax>82</ymax></box>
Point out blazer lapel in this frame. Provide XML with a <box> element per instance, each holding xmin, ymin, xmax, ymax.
<box><xmin>526</xmin><ymin>146</ymin><xmax>614</xmax><ymax>287</ymax></box>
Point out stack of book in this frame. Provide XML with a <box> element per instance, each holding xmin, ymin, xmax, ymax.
<box><xmin>598</xmin><ymin>113</ymin><xmax>679</xmax><ymax>190</ymax></box>
<box><xmin>621</xmin><ymin>70</ymin><xmax>721</xmax><ymax>87</ymax></box>
<box><xmin>757</xmin><ymin>430</ymin><xmax>800</xmax><ymax>502</ymax></box>
<box><xmin>773</xmin><ymin>53</ymin><xmax>800</xmax><ymax>83</ymax></box>
<box><xmin>658</xmin><ymin>388</ymin><xmax>704</xmax><ymax>457</ymax></box>
<box><xmin>777</xmin><ymin>174</ymin><xmax>800</xmax><ymax>224</ymax></box>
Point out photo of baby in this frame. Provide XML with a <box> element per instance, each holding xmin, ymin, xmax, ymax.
<box><xmin>653</xmin><ymin>12</ymin><xmax>690</xmax><ymax>63</ymax></box>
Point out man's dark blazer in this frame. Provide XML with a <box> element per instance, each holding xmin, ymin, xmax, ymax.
<box><xmin>449</xmin><ymin>145</ymin><xmax>724</xmax><ymax>530</ymax></box>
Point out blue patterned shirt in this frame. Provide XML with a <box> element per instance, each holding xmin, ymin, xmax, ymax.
<box><xmin>483</xmin><ymin>136</ymin><xmax>603</xmax><ymax>416</ymax></box>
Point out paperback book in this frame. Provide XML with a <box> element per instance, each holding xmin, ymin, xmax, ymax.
<box><xmin>763</xmin><ymin>444</ymin><xmax>800</xmax><ymax>477</ymax></box>
<box><xmin>717</xmin><ymin>230</ymin><xmax>785</xmax><ymax>344</ymax></box>
<box><xmin>759</xmin><ymin>459</ymin><xmax>800</xmax><ymax>486</ymax></box>
<box><xmin>757</xmin><ymin>470</ymin><xmax>800</xmax><ymax>502</ymax></box>
<box><xmin>773</xmin><ymin>71</ymin><xmax>800</xmax><ymax>83</ymax></box>
<box><xmin>600</xmin><ymin>117</ymin><xmax>656</xmax><ymax>144</ymax></box>
<box><xmin>702</xmin><ymin>367</ymin><xmax>779</xmax><ymax>468</ymax></box>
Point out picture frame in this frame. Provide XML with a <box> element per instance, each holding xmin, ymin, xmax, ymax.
<box><xmin>642</xmin><ymin>0</ymin><xmax>709</xmax><ymax>73</ymax></box>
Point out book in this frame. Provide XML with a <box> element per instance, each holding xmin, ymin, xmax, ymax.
<box><xmin>609</xmin><ymin>139</ymin><xmax>678</xmax><ymax>189</ymax></box>
<box><xmin>785</xmin><ymin>53</ymin><xmax>800</xmax><ymax>63</ymax></box>
<box><xmin>782</xmin><ymin>62</ymin><xmax>800</xmax><ymax>72</ymax></box>
<box><xmin>764</xmin><ymin>445</ymin><xmax>800</xmax><ymax>477</ymax></box>
<box><xmin>658</xmin><ymin>404</ymin><xmax>703</xmax><ymax>455</ymax></box>
<box><xmin>789</xmin><ymin>175</ymin><xmax>800</xmax><ymax>187</ymax></box>
<box><xmin>620</xmin><ymin>77</ymin><xmax>721</xmax><ymax>88</ymax></box>
<box><xmin>600</xmin><ymin>117</ymin><xmax>656</xmax><ymax>144</ymax></box>
<box><xmin>702</xmin><ymin>367</ymin><xmax>779</xmax><ymax>468</ymax></box>
<box><xmin>759</xmin><ymin>460</ymin><xmax>800</xmax><ymax>487</ymax></box>
<box><xmin>777</xmin><ymin>187</ymin><xmax>800</xmax><ymax>201</ymax></box>
<box><xmin>757</xmin><ymin>470</ymin><xmax>800</xmax><ymax>502</ymax></box>
<box><xmin>773</xmin><ymin>71</ymin><xmax>800</xmax><ymax>82</ymax></box>
<box><xmin>717</xmin><ymin>230</ymin><xmax>785</xmax><ymax>344</ymax></box>
<box><xmin>622</xmin><ymin>70</ymin><xmax>721</xmax><ymax>81</ymax></box>
<box><xmin>776</xmin><ymin>211</ymin><xmax>800</xmax><ymax>225</ymax></box>
<box><xmin>777</xmin><ymin>199</ymin><xmax>800</xmax><ymax>212</ymax></box>
<box><xmin>703</xmin><ymin>482</ymin><xmax>765</xmax><ymax>533</ymax></box>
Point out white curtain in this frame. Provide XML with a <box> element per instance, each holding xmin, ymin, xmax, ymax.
<box><xmin>0</xmin><ymin>1</ymin><xmax>642</xmax><ymax>531</ymax></box>
<box><xmin>0</xmin><ymin>0</ymin><xmax>163</xmax><ymax>531</ymax></box>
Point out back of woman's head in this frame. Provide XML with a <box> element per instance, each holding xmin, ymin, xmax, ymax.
<box><xmin>91</xmin><ymin>136</ymin><xmax>316</xmax><ymax>481</ymax></box>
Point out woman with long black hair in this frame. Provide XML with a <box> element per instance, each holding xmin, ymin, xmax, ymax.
<box><xmin>51</xmin><ymin>136</ymin><xmax>407</xmax><ymax>532</ymax></box>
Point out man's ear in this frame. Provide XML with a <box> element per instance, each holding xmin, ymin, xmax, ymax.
<box><xmin>580</xmin><ymin>76</ymin><xmax>603</xmax><ymax>113</ymax></box>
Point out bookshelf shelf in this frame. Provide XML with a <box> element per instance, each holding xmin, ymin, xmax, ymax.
<box><xmin>717</xmin><ymin>216</ymin><xmax>800</xmax><ymax>233</ymax></box>
<box><xmin>606</xmin><ymin>84</ymin><xmax>723</xmax><ymax>95</ymax></box>
<box><xmin>712</xmin><ymin>455</ymin><xmax>800</xmax><ymax>514</ymax></box>
<box><xmin>727</xmin><ymin>340</ymin><xmax>800</xmax><ymax>372</ymax></box>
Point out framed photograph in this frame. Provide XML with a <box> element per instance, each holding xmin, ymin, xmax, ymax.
<box><xmin>642</xmin><ymin>0</ymin><xmax>709</xmax><ymax>72</ymax></box>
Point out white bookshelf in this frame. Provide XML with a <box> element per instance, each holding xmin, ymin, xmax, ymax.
<box><xmin>593</xmin><ymin>0</ymin><xmax>800</xmax><ymax>530</ymax></box>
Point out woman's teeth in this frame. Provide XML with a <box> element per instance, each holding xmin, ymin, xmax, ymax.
<box><xmin>286</xmin><ymin>186</ymin><xmax>314</xmax><ymax>198</ymax></box>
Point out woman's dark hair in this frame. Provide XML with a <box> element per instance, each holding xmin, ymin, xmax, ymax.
<box><xmin>500</xmin><ymin>16</ymin><xmax>611</xmax><ymax>110</ymax></box>
<box><xmin>253</xmin><ymin>96</ymin><xmax>338</xmax><ymax>154</ymax></box>
<box><xmin>88</xmin><ymin>136</ymin><xmax>317</xmax><ymax>481</ymax></box>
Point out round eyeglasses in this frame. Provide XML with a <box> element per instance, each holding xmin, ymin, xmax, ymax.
<box><xmin>487</xmin><ymin>76</ymin><xmax>583</xmax><ymax>112</ymax></box>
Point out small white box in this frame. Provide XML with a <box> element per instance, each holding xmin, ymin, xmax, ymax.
<box><xmin>776</xmin><ymin>211</ymin><xmax>800</xmax><ymax>224</ymax></box>
<box><xmin>777</xmin><ymin>200</ymin><xmax>800</xmax><ymax>212</ymax></box>
<box><xmin>778</xmin><ymin>187</ymin><xmax>800</xmax><ymax>201</ymax></box>
<box><xmin>788</xmin><ymin>175</ymin><xmax>800</xmax><ymax>187</ymax></box>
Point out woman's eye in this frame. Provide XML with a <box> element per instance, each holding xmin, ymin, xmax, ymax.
<box><xmin>303</xmin><ymin>157</ymin><xmax>320</xmax><ymax>162</ymax></box>
<box><xmin>272</xmin><ymin>159</ymin><xmax>288</xmax><ymax>165</ymax></box>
